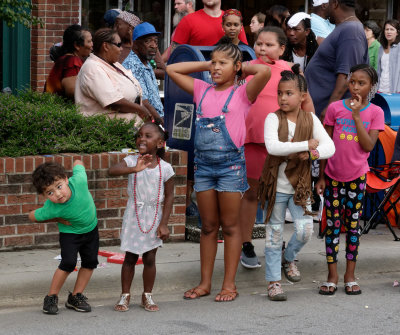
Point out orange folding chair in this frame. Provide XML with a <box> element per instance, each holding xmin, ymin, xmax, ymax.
<box><xmin>361</xmin><ymin>162</ymin><xmax>400</xmax><ymax>240</ymax></box>
<box><xmin>362</xmin><ymin>125</ymin><xmax>400</xmax><ymax>240</ymax></box>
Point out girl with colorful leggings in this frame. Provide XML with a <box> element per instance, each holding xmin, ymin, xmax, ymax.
<box><xmin>316</xmin><ymin>64</ymin><xmax>385</xmax><ymax>295</ymax></box>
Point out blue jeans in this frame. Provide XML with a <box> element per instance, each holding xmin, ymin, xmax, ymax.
<box><xmin>264</xmin><ymin>192</ymin><xmax>313</xmax><ymax>282</ymax></box>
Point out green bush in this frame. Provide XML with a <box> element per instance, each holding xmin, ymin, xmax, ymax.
<box><xmin>0</xmin><ymin>91</ymin><xmax>138</xmax><ymax>157</ymax></box>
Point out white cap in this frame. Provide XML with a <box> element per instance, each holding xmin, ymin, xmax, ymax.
<box><xmin>313</xmin><ymin>0</ymin><xmax>329</xmax><ymax>6</ymax></box>
<box><xmin>287</xmin><ymin>12</ymin><xmax>311</xmax><ymax>28</ymax></box>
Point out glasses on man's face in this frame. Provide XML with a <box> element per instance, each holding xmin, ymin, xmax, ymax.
<box><xmin>108</xmin><ymin>41</ymin><xmax>122</xmax><ymax>48</ymax></box>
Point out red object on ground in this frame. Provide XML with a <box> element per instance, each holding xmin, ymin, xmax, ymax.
<box><xmin>98</xmin><ymin>250</ymin><xmax>115</xmax><ymax>257</ymax></box>
<box><xmin>98</xmin><ymin>250</ymin><xmax>143</xmax><ymax>265</ymax></box>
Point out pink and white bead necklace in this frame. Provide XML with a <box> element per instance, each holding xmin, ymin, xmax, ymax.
<box><xmin>134</xmin><ymin>157</ymin><xmax>162</xmax><ymax>234</ymax></box>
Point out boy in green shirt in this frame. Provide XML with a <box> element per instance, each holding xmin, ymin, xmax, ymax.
<box><xmin>29</xmin><ymin>160</ymin><xmax>99</xmax><ymax>315</ymax></box>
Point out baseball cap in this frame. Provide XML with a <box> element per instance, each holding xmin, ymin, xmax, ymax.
<box><xmin>312</xmin><ymin>0</ymin><xmax>329</xmax><ymax>6</ymax></box>
<box><xmin>104</xmin><ymin>9</ymin><xmax>122</xmax><ymax>27</ymax></box>
<box><xmin>287</xmin><ymin>12</ymin><xmax>311</xmax><ymax>28</ymax></box>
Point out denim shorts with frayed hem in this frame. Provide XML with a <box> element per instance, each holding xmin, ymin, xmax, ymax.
<box><xmin>193</xmin><ymin>154</ymin><xmax>249</xmax><ymax>193</ymax></box>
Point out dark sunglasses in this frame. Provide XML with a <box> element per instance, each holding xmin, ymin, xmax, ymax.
<box><xmin>108</xmin><ymin>41</ymin><xmax>122</xmax><ymax>48</ymax></box>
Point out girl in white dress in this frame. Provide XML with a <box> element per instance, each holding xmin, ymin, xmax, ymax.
<box><xmin>109</xmin><ymin>122</ymin><xmax>174</xmax><ymax>312</ymax></box>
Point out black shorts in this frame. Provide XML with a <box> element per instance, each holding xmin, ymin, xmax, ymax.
<box><xmin>59</xmin><ymin>226</ymin><xmax>99</xmax><ymax>272</ymax></box>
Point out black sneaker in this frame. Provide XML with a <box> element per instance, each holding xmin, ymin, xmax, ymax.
<box><xmin>240</xmin><ymin>242</ymin><xmax>261</xmax><ymax>269</ymax></box>
<box><xmin>65</xmin><ymin>292</ymin><xmax>91</xmax><ymax>312</ymax></box>
<box><xmin>43</xmin><ymin>294</ymin><xmax>59</xmax><ymax>315</ymax></box>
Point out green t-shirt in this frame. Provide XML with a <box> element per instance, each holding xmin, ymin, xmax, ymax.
<box><xmin>34</xmin><ymin>164</ymin><xmax>97</xmax><ymax>234</ymax></box>
<box><xmin>368</xmin><ymin>39</ymin><xmax>381</xmax><ymax>70</ymax></box>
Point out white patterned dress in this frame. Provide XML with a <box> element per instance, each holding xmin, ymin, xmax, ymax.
<box><xmin>120</xmin><ymin>155</ymin><xmax>174</xmax><ymax>255</ymax></box>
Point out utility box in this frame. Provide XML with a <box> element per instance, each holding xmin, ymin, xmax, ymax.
<box><xmin>372</xmin><ymin>93</ymin><xmax>400</xmax><ymax>131</ymax></box>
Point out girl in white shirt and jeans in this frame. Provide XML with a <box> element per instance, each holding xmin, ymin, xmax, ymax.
<box><xmin>259</xmin><ymin>64</ymin><xmax>335</xmax><ymax>301</ymax></box>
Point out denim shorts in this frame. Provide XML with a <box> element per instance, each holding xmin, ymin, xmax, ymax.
<box><xmin>193</xmin><ymin>152</ymin><xmax>249</xmax><ymax>193</ymax></box>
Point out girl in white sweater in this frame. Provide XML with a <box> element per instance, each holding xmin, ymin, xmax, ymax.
<box><xmin>259</xmin><ymin>64</ymin><xmax>335</xmax><ymax>301</ymax></box>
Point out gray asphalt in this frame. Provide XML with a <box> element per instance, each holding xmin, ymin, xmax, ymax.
<box><xmin>1</xmin><ymin>223</ymin><xmax>400</xmax><ymax>334</ymax></box>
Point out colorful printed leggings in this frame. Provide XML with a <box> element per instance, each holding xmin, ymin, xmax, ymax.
<box><xmin>324</xmin><ymin>174</ymin><xmax>366</xmax><ymax>263</ymax></box>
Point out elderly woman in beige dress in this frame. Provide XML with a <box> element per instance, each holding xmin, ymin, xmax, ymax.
<box><xmin>75</xmin><ymin>28</ymin><xmax>155</xmax><ymax>123</ymax></box>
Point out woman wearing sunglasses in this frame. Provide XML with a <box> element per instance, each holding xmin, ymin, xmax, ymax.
<box><xmin>75</xmin><ymin>28</ymin><xmax>153</xmax><ymax>123</ymax></box>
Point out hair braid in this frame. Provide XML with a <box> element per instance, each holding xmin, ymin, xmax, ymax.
<box><xmin>212</xmin><ymin>36</ymin><xmax>243</xmax><ymax>65</ymax></box>
<box><xmin>279</xmin><ymin>63</ymin><xmax>308</xmax><ymax>93</ymax></box>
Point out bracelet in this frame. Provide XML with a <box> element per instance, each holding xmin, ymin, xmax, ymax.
<box><xmin>309</xmin><ymin>149</ymin><xmax>320</xmax><ymax>161</ymax></box>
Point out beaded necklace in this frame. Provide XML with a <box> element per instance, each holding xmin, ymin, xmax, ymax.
<box><xmin>134</xmin><ymin>157</ymin><xmax>162</xmax><ymax>234</ymax></box>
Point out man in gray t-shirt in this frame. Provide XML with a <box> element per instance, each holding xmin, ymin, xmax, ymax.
<box><xmin>305</xmin><ymin>0</ymin><xmax>368</xmax><ymax>119</ymax></box>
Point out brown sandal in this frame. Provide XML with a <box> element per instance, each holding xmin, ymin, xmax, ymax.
<box><xmin>183</xmin><ymin>287</ymin><xmax>210</xmax><ymax>300</ymax></box>
<box><xmin>114</xmin><ymin>293</ymin><xmax>130</xmax><ymax>312</ymax></box>
<box><xmin>141</xmin><ymin>292</ymin><xmax>159</xmax><ymax>312</ymax></box>
<box><xmin>215</xmin><ymin>288</ymin><xmax>239</xmax><ymax>302</ymax></box>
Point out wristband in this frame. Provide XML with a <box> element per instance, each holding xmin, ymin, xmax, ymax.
<box><xmin>309</xmin><ymin>149</ymin><xmax>320</xmax><ymax>161</ymax></box>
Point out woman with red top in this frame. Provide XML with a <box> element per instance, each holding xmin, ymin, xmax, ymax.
<box><xmin>239</xmin><ymin>26</ymin><xmax>314</xmax><ymax>269</ymax></box>
<box><xmin>44</xmin><ymin>25</ymin><xmax>93</xmax><ymax>101</ymax></box>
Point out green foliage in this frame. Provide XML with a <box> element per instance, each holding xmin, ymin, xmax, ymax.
<box><xmin>0</xmin><ymin>0</ymin><xmax>43</xmax><ymax>28</ymax></box>
<box><xmin>0</xmin><ymin>91</ymin><xmax>138</xmax><ymax>157</ymax></box>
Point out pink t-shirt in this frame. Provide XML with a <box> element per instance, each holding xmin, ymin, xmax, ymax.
<box><xmin>324</xmin><ymin>100</ymin><xmax>385</xmax><ymax>182</ymax></box>
<box><xmin>193</xmin><ymin>79</ymin><xmax>252</xmax><ymax>148</ymax></box>
<box><xmin>245</xmin><ymin>58</ymin><xmax>291</xmax><ymax>144</ymax></box>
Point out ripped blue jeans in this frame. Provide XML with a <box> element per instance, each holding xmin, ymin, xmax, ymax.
<box><xmin>264</xmin><ymin>192</ymin><xmax>313</xmax><ymax>282</ymax></box>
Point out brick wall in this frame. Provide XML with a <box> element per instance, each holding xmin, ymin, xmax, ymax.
<box><xmin>0</xmin><ymin>151</ymin><xmax>187</xmax><ymax>251</ymax></box>
<box><xmin>31</xmin><ymin>0</ymin><xmax>81</xmax><ymax>91</ymax></box>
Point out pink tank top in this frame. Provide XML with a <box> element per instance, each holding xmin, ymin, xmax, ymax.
<box><xmin>245</xmin><ymin>58</ymin><xmax>292</xmax><ymax>144</ymax></box>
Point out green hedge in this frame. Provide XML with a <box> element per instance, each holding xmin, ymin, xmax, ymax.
<box><xmin>0</xmin><ymin>91</ymin><xmax>138</xmax><ymax>157</ymax></box>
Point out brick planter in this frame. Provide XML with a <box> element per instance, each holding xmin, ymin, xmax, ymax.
<box><xmin>0</xmin><ymin>151</ymin><xmax>187</xmax><ymax>251</ymax></box>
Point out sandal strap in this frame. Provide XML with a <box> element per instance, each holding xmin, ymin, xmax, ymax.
<box><xmin>320</xmin><ymin>282</ymin><xmax>337</xmax><ymax>289</ymax></box>
<box><xmin>268</xmin><ymin>282</ymin><xmax>282</xmax><ymax>289</ymax></box>
<box><xmin>143</xmin><ymin>292</ymin><xmax>156</xmax><ymax>307</ymax></box>
<box><xmin>287</xmin><ymin>262</ymin><xmax>300</xmax><ymax>276</ymax></box>
<box><xmin>218</xmin><ymin>289</ymin><xmax>238</xmax><ymax>298</ymax></box>
<box><xmin>116</xmin><ymin>293</ymin><xmax>130</xmax><ymax>305</ymax></box>
<box><xmin>344</xmin><ymin>281</ymin><xmax>359</xmax><ymax>288</ymax></box>
<box><xmin>283</xmin><ymin>261</ymin><xmax>300</xmax><ymax>276</ymax></box>
<box><xmin>268</xmin><ymin>283</ymin><xmax>284</xmax><ymax>296</ymax></box>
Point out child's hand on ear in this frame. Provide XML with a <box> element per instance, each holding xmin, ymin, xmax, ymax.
<box><xmin>240</xmin><ymin>61</ymin><xmax>249</xmax><ymax>77</ymax></box>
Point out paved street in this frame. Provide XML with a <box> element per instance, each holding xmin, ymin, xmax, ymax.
<box><xmin>1</xmin><ymin>224</ymin><xmax>400</xmax><ymax>334</ymax></box>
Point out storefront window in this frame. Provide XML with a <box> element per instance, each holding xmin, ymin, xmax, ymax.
<box><xmin>81</xmin><ymin>0</ymin><xmax>120</xmax><ymax>31</ymax></box>
<box><xmin>81</xmin><ymin>0</ymin><xmax>167</xmax><ymax>52</ymax></box>
<box><xmin>394</xmin><ymin>0</ymin><xmax>399</xmax><ymax>19</ymax></box>
<box><xmin>356</xmin><ymin>0</ymin><xmax>388</xmax><ymax>27</ymax></box>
